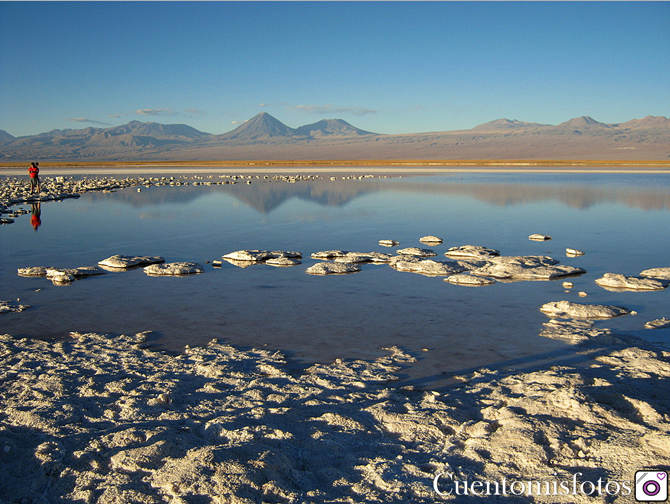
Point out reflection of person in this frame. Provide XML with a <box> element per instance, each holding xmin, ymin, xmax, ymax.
<box><xmin>29</xmin><ymin>162</ymin><xmax>41</xmax><ymax>194</ymax></box>
<box><xmin>31</xmin><ymin>202</ymin><xmax>41</xmax><ymax>231</ymax></box>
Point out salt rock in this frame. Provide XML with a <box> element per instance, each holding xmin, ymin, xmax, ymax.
<box><xmin>640</xmin><ymin>267</ymin><xmax>670</xmax><ymax>280</ymax></box>
<box><xmin>144</xmin><ymin>262</ymin><xmax>204</xmax><ymax>276</ymax></box>
<box><xmin>470</xmin><ymin>255</ymin><xmax>583</xmax><ymax>280</ymax></box>
<box><xmin>645</xmin><ymin>318</ymin><xmax>670</xmax><ymax>329</ymax></box>
<box><xmin>419</xmin><ymin>235</ymin><xmax>443</xmax><ymax>244</ymax></box>
<box><xmin>445</xmin><ymin>245</ymin><xmax>500</xmax><ymax>259</ymax></box>
<box><xmin>333</xmin><ymin>252</ymin><xmax>394</xmax><ymax>264</ymax></box>
<box><xmin>595</xmin><ymin>273</ymin><xmax>667</xmax><ymax>291</ymax></box>
<box><xmin>540</xmin><ymin>300</ymin><xmax>631</xmax><ymax>319</ymax></box>
<box><xmin>266</xmin><ymin>257</ymin><xmax>301</xmax><ymax>267</ymax></box>
<box><xmin>46</xmin><ymin>266</ymin><xmax>106</xmax><ymax>278</ymax></box>
<box><xmin>311</xmin><ymin>250</ymin><xmax>349</xmax><ymax>259</ymax></box>
<box><xmin>566</xmin><ymin>248</ymin><xmax>585</xmax><ymax>257</ymax></box>
<box><xmin>0</xmin><ymin>299</ymin><xmax>31</xmax><ymax>314</ymax></box>
<box><xmin>223</xmin><ymin>250</ymin><xmax>302</xmax><ymax>262</ymax></box>
<box><xmin>17</xmin><ymin>266</ymin><xmax>48</xmax><ymax>277</ymax></box>
<box><xmin>529</xmin><ymin>234</ymin><xmax>552</xmax><ymax>241</ymax></box>
<box><xmin>390</xmin><ymin>256</ymin><xmax>465</xmax><ymax>276</ymax></box>
<box><xmin>98</xmin><ymin>254</ymin><xmax>165</xmax><ymax>269</ymax></box>
<box><xmin>378</xmin><ymin>240</ymin><xmax>399</xmax><ymax>247</ymax></box>
<box><xmin>50</xmin><ymin>273</ymin><xmax>75</xmax><ymax>285</ymax></box>
<box><xmin>445</xmin><ymin>274</ymin><xmax>496</xmax><ymax>286</ymax></box>
<box><xmin>305</xmin><ymin>262</ymin><xmax>361</xmax><ymax>275</ymax></box>
<box><xmin>396</xmin><ymin>247</ymin><xmax>437</xmax><ymax>258</ymax></box>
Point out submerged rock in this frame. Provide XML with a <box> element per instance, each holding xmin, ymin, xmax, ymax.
<box><xmin>396</xmin><ymin>247</ymin><xmax>437</xmax><ymax>258</ymax></box>
<box><xmin>529</xmin><ymin>234</ymin><xmax>552</xmax><ymax>241</ymax></box>
<box><xmin>595</xmin><ymin>273</ymin><xmax>667</xmax><ymax>291</ymax></box>
<box><xmin>98</xmin><ymin>255</ymin><xmax>165</xmax><ymax>270</ymax></box>
<box><xmin>470</xmin><ymin>255</ymin><xmax>584</xmax><ymax>280</ymax></box>
<box><xmin>445</xmin><ymin>274</ymin><xmax>496</xmax><ymax>286</ymax></box>
<box><xmin>305</xmin><ymin>262</ymin><xmax>361</xmax><ymax>275</ymax></box>
<box><xmin>640</xmin><ymin>267</ymin><xmax>670</xmax><ymax>280</ymax></box>
<box><xmin>645</xmin><ymin>318</ymin><xmax>670</xmax><ymax>329</ymax></box>
<box><xmin>144</xmin><ymin>262</ymin><xmax>204</xmax><ymax>276</ymax></box>
<box><xmin>17</xmin><ymin>266</ymin><xmax>48</xmax><ymax>277</ymax></box>
<box><xmin>445</xmin><ymin>245</ymin><xmax>500</xmax><ymax>259</ymax></box>
<box><xmin>0</xmin><ymin>299</ymin><xmax>31</xmax><ymax>314</ymax></box>
<box><xmin>378</xmin><ymin>240</ymin><xmax>399</xmax><ymax>247</ymax></box>
<box><xmin>419</xmin><ymin>235</ymin><xmax>443</xmax><ymax>244</ymax></box>
<box><xmin>540</xmin><ymin>300</ymin><xmax>631</xmax><ymax>319</ymax></box>
<box><xmin>389</xmin><ymin>256</ymin><xmax>465</xmax><ymax>276</ymax></box>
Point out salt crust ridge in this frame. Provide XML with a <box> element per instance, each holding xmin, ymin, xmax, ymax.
<box><xmin>1</xmin><ymin>327</ymin><xmax>669</xmax><ymax>503</ymax></box>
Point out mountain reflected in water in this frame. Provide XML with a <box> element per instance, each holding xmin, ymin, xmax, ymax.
<box><xmin>85</xmin><ymin>174</ymin><xmax>670</xmax><ymax>214</ymax></box>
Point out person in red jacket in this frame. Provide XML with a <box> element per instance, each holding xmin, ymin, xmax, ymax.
<box><xmin>29</xmin><ymin>162</ymin><xmax>41</xmax><ymax>194</ymax></box>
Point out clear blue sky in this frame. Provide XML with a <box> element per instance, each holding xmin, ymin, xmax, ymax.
<box><xmin>1</xmin><ymin>1</ymin><xmax>668</xmax><ymax>137</ymax></box>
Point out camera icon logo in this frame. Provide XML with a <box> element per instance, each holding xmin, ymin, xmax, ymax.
<box><xmin>636</xmin><ymin>471</ymin><xmax>668</xmax><ymax>502</ymax></box>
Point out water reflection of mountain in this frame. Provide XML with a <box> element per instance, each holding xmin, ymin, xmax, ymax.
<box><xmin>84</xmin><ymin>177</ymin><xmax>670</xmax><ymax>213</ymax></box>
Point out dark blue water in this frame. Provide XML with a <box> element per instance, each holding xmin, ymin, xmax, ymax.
<box><xmin>2</xmin><ymin>172</ymin><xmax>669</xmax><ymax>389</ymax></box>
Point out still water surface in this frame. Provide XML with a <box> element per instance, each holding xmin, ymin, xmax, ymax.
<box><xmin>2</xmin><ymin>172</ymin><xmax>669</xmax><ymax>388</ymax></box>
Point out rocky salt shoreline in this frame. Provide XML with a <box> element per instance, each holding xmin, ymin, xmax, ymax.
<box><xmin>2</xmin><ymin>173</ymin><xmax>670</xmax><ymax>503</ymax></box>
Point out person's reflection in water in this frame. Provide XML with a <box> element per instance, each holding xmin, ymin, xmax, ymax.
<box><xmin>31</xmin><ymin>202</ymin><xmax>42</xmax><ymax>231</ymax></box>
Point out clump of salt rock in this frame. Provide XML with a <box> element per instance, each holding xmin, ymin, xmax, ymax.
<box><xmin>311</xmin><ymin>250</ymin><xmax>350</xmax><ymax>259</ymax></box>
<box><xmin>0</xmin><ymin>299</ymin><xmax>31</xmax><ymax>314</ymax></box>
<box><xmin>389</xmin><ymin>256</ymin><xmax>465</xmax><ymax>276</ymax></box>
<box><xmin>470</xmin><ymin>255</ymin><xmax>584</xmax><ymax>280</ymax></box>
<box><xmin>419</xmin><ymin>235</ymin><xmax>443</xmax><ymax>244</ymax></box>
<box><xmin>378</xmin><ymin>239</ymin><xmax>398</xmax><ymax>247</ymax></box>
<box><xmin>444</xmin><ymin>274</ymin><xmax>496</xmax><ymax>286</ymax></box>
<box><xmin>98</xmin><ymin>255</ymin><xmax>165</xmax><ymax>270</ymax></box>
<box><xmin>595</xmin><ymin>273</ymin><xmax>667</xmax><ymax>291</ymax></box>
<box><xmin>540</xmin><ymin>300</ymin><xmax>631</xmax><ymax>319</ymax></box>
<box><xmin>529</xmin><ymin>233</ymin><xmax>551</xmax><ymax>241</ymax></box>
<box><xmin>645</xmin><ymin>318</ymin><xmax>670</xmax><ymax>329</ymax></box>
<box><xmin>445</xmin><ymin>245</ymin><xmax>500</xmax><ymax>259</ymax></box>
<box><xmin>143</xmin><ymin>262</ymin><xmax>204</xmax><ymax>276</ymax></box>
<box><xmin>640</xmin><ymin>267</ymin><xmax>670</xmax><ymax>280</ymax></box>
<box><xmin>223</xmin><ymin>250</ymin><xmax>302</xmax><ymax>262</ymax></box>
<box><xmin>306</xmin><ymin>262</ymin><xmax>360</xmax><ymax>275</ymax></box>
<box><xmin>396</xmin><ymin>247</ymin><xmax>437</xmax><ymax>258</ymax></box>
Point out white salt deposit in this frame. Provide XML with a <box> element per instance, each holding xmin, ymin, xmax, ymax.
<box><xmin>595</xmin><ymin>272</ymin><xmax>667</xmax><ymax>291</ymax></box>
<box><xmin>305</xmin><ymin>262</ymin><xmax>361</xmax><ymax>275</ymax></box>
<box><xmin>540</xmin><ymin>300</ymin><xmax>631</xmax><ymax>319</ymax></box>
<box><xmin>143</xmin><ymin>262</ymin><xmax>205</xmax><ymax>276</ymax></box>
<box><xmin>98</xmin><ymin>254</ymin><xmax>165</xmax><ymax>269</ymax></box>
<box><xmin>396</xmin><ymin>247</ymin><xmax>437</xmax><ymax>257</ymax></box>
<box><xmin>640</xmin><ymin>266</ymin><xmax>670</xmax><ymax>280</ymax></box>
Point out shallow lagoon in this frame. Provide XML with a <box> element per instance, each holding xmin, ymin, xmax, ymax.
<box><xmin>2</xmin><ymin>171</ymin><xmax>669</xmax><ymax>389</ymax></box>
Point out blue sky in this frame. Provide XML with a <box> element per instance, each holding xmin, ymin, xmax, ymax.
<box><xmin>1</xmin><ymin>1</ymin><xmax>668</xmax><ymax>137</ymax></box>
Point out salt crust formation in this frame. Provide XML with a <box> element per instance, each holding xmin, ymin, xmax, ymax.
<box><xmin>389</xmin><ymin>257</ymin><xmax>466</xmax><ymax>277</ymax></box>
<box><xmin>645</xmin><ymin>317</ymin><xmax>670</xmax><ymax>329</ymax></box>
<box><xmin>98</xmin><ymin>255</ymin><xmax>166</xmax><ymax>270</ymax></box>
<box><xmin>378</xmin><ymin>240</ymin><xmax>399</xmax><ymax>247</ymax></box>
<box><xmin>640</xmin><ymin>267</ymin><xmax>670</xmax><ymax>280</ymax></box>
<box><xmin>540</xmin><ymin>300</ymin><xmax>631</xmax><ymax>319</ymax></box>
<box><xmin>1</xmin><ymin>328</ymin><xmax>668</xmax><ymax>504</ymax></box>
<box><xmin>445</xmin><ymin>245</ymin><xmax>500</xmax><ymax>259</ymax></box>
<box><xmin>305</xmin><ymin>262</ymin><xmax>361</xmax><ymax>275</ymax></box>
<box><xmin>143</xmin><ymin>262</ymin><xmax>205</xmax><ymax>276</ymax></box>
<box><xmin>444</xmin><ymin>274</ymin><xmax>496</xmax><ymax>286</ymax></box>
<box><xmin>469</xmin><ymin>255</ymin><xmax>585</xmax><ymax>280</ymax></box>
<box><xmin>0</xmin><ymin>300</ymin><xmax>31</xmax><ymax>314</ymax></box>
<box><xmin>395</xmin><ymin>247</ymin><xmax>437</xmax><ymax>258</ymax></box>
<box><xmin>529</xmin><ymin>233</ymin><xmax>552</xmax><ymax>241</ymax></box>
<box><xmin>566</xmin><ymin>248</ymin><xmax>585</xmax><ymax>257</ymax></box>
<box><xmin>595</xmin><ymin>273</ymin><xmax>667</xmax><ymax>291</ymax></box>
<box><xmin>222</xmin><ymin>250</ymin><xmax>302</xmax><ymax>262</ymax></box>
<box><xmin>419</xmin><ymin>235</ymin><xmax>443</xmax><ymax>244</ymax></box>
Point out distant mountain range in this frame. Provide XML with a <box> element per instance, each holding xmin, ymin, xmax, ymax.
<box><xmin>1</xmin><ymin>112</ymin><xmax>669</xmax><ymax>161</ymax></box>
